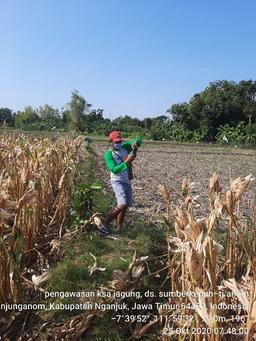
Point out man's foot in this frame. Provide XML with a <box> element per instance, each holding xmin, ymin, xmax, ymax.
<box><xmin>95</xmin><ymin>230</ymin><xmax>119</xmax><ymax>240</ymax></box>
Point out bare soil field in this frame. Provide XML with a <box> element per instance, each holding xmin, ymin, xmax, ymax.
<box><xmin>95</xmin><ymin>141</ymin><xmax>256</xmax><ymax>220</ymax></box>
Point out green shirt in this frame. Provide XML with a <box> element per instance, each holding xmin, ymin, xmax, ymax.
<box><xmin>104</xmin><ymin>136</ymin><xmax>142</xmax><ymax>175</ymax></box>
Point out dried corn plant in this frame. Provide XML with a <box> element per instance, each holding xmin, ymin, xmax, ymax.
<box><xmin>158</xmin><ymin>173</ymin><xmax>256</xmax><ymax>340</ymax></box>
<box><xmin>0</xmin><ymin>134</ymin><xmax>86</xmax><ymax>305</ymax></box>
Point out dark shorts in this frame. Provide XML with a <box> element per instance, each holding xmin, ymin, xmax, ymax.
<box><xmin>111</xmin><ymin>180</ymin><xmax>133</xmax><ymax>207</ymax></box>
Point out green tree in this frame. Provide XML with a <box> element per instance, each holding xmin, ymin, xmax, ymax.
<box><xmin>0</xmin><ymin>108</ymin><xmax>13</xmax><ymax>126</ymax></box>
<box><xmin>168</xmin><ymin>80</ymin><xmax>256</xmax><ymax>140</ymax></box>
<box><xmin>243</xmin><ymin>101</ymin><xmax>256</xmax><ymax>125</ymax></box>
<box><xmin>168</xmin><ymin>103</ymin><xmax>189</xmax><ymax>126</ymax></box>
<box><xmin>14</xmin><ymin>106</ymin><xmax>40</xmax><ymax>130</ymax></box>
<box><xmin>112</xmin><ymin>115</ymin><xmax>144</xmax><ymax>133</ymax></box>
<box><xmin>61</xmin><ymin>109</ymin><xmax>71</xmax><ymax>129</ymax></box>
<box><xmin>38</xmin><ymin>104</ymin><xmax>60</xmax><ymax>129</ymax></box>
<box><xmin>67</xmin><ymin>90</ymin><xmax>91</xmax><ymax>131</ymax></box>
<box><xmin>142</xmin><ymin>117</ymin><xmax>153</xmax><ymax>130</ymax></box>
<box><xmin>238</xmin><ymin>80</ymin><xmax>256</xmax><ymax>124</ymax></box>
<box><xmin>84</xmin><ymin>108</ymin><xmax>105</xmax><ymax>133</ymax></box>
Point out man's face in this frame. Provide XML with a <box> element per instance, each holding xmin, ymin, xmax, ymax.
<box><xmin>112</xmin><ymin>140</ymin><xmax>122</xmax><ymax>150</ymax></box>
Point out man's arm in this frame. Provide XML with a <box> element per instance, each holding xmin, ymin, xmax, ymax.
<box><xmin>121</xmin><ymin>136</ymin><xmax>142</xmax><ymax>153</ymax></box>
<box><xmin>104</xmin><ymin>150</ymin><xmax>128</xmax><ymax>174</ymax></box>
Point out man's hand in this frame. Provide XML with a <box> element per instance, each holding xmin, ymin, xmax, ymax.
<box><xmin>131</xmin><ymin>142</ymin><xmax>138</xmax><ymax>156</ymax></box>
<box><xmin>131</xmin><ymin>141</ymin><xmax>138</xmax><ymax>150</ymax></box>
<box><xmin>125</xmin><ymin>154</ymin><xmax>136</xmax><ymax>165</ymax></box>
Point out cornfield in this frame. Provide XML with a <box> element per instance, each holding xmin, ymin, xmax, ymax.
<box><xmin>157</xmin><ymin>173</ymin><xmax>256</xmax><ymax>340</ymax></box>
<box><xmin>1</xmin><ymin>136</ymin><xmax>256</xmax><ymax>340</ymax></box>
<box><xmin>95</xmin><ymin>141</ymin><xmax>256</xmax><ymax>340</ymax></box>
<box><xmin>0</xmin><ymin>133</ymin><xmax>85</xmax><ymax>307</ymax></box>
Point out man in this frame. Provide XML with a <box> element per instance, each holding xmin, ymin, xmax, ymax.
<box><xmin>103</xmin><ymin>130</ymin><xmax>142</xmax><ymax>233</ymax></box>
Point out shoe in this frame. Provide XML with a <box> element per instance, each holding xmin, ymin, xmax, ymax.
<box><xmin>105</xmin><ymin>234</ymin><xmax>119</xmax><ymax>240</ymax></box>
<box><xmin>101</xmin><ymin>223</ymin><xmax>110</xmax><ymax>234</ymax></box>
<box><xmin>95</xmin><ymin>230</ymin><xmax>119</xmax><ymax>240</ymax></box>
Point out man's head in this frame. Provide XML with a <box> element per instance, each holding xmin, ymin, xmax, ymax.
<box><xmin>108</xmin><ymin>131</ymin><xmax>123</xmax><ymax>150</ymax></box>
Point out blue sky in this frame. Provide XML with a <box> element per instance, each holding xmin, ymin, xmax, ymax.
<box><xmin>0</xmin><ymin>0</ymin><xmax>256</xmax><ymax>119</ymax></box>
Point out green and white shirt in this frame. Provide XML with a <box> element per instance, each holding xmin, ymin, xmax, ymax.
<box><xmin>104</xmin><ymin>137</ymin><xmax>142</xmax><ymax>182</ymax></box>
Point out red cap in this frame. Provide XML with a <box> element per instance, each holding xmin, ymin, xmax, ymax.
<box><xmin>108</xmin><ymin>130</ymin><xmax>122</xmax><ymax>142</ymax></box>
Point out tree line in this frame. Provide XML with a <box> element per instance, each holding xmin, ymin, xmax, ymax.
<box><xmin>169</xmin><ymin>80</ymin><xmax>256</xmax><ymax>141</ymax></box>
<box><xmin>0</xmin><ymin>90</ymin><xmax>168</xmax><ymax>136</ymax></box>
<box><xmin>1</xmin><ymin>80</ymin><xmax>256</xmax><ymax>144</ymax></box>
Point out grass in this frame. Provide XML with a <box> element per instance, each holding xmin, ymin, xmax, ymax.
<box><xmin>84</xmin><ymin>311</ymin><xmax>123</xmax><ymax>341</ymax></box>
<box><xmin>44</xmin><ymin>215</ymin><xmax>166</xmax><ymax>314</ymax></box>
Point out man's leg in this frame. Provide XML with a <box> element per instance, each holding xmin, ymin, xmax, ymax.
<box><xmin>115</xmin><ymin>181</ymin><xmax>132</xmax><ymax>231</ymax></box>
<box><xmin>105</xmin><ymin>180</ymin><xmax>131</xmax><ymax>232</ymax></box>
<box><xmin>105</xmin><ymin>204</ymin><xmax>127</xmax><ymax>225</ymax></box>
<box><xmin>115</xmin><ymin>206</ymin><xmax>128</xmax><ymax>231</ymax></box>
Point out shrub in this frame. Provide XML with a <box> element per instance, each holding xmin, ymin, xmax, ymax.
<box><xmin>149</xmin><ymin>121</ymin><xmax>204</xmax><ymax>142</ymax></box>
<box><xmin>216</xmin><ymin>122</ymin><xmax>256</xmax><ymax>146</ymax></box>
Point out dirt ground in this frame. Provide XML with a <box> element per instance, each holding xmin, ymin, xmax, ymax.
<box><xmin>95</xmin><ymin>141</ymin><xmax>256</xmax><ymax>221</ymax></box>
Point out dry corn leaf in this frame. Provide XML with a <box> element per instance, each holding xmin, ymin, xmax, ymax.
<box><xmin>184</xmin><ymin>219</ymin><xmax>203</xmax><ymax>243</ymax></box>
<box><xmin>0</xmin><ymin>194</ymin><xmax>17</xmax><ymax>210</ymax></box>
<box><xmin>126</xmin><ymin>250</ymin><xmax>137</xmax><ymax>275</ymax></box>
<box><xmin>131</xmin><ymin>264</ymin><xmax>145</xmax><ymax>279</ymax></box>
<box><xmin>32</xmin><ymin>270</ymin><xmax>51</xmax><ymax>287</ymax></box>
<box><xmin>0</xmin><ymin>208</ymin><xmax>14</xmax><ymax>220</ymax></box>
<box><xmin>174</xmin><ymin>219</ymin><xmax>185</xmax><ymax>240</ymax></box>
<box><xmin>214</xmin><ymin>194</ymin><xmax>226</xmax><ymax>217</ymax></box>
<box><xmin>109</xmin><ymin>279</ymin><xmax>128</xmax><ymax>290</ymax></box>
<box><xmin>134</xmin><ymin>318</ymin><xmax>158</xmax><ymax>338</ymax></box>
<box><xmin>203</xmin><ymin>236</ymin><xmax>224</xmax><ymax>257</ymax></box>
<box><xmin>188</xmin><ymin>288</ymin><xmax>217</xmax><ymax>328</ymax></box>
<box><xmin>175</xmin><ymin>207</ymin><xmax>190</xmax><ymax>229</ymax></box>
<box><xmin>158</xmin><ymin>184</ymin><xmax>171</xmax><ymax>201</ymax></box>
<box><xmin>233</xmin><ymin>174</ymin><xmax>253</xmax><ymax>201</ymax></box>
<box><xmin>186</xmin><ymin>245</ymin><xmax>203</xmax><ymax>281</ymax></box>
<box><xmin>58</xmin><ymin>171</ymin><xmax>67</xmax><ymax>189</ymax></box>
<box><xmin>209</xmin><ymin>172</ymin><xmax>222</xmax><ymax>204</ymax></box>
<box><xmin>88</xmin><ymin>253</ymin><xmax>106</xmax><ymax>276</ymax></box>
<box><xmin>223</xmin><ymin>278</ymin><xmax>249</xmax><ymax>310</ymax></box>
<box><xmin>206</xmin><ymin>210</ymin><xmax>217</xmax><ymax>232</ymax></box>
<box><xmin>49</xmin><ymin>239</ymin><xmax>62</xmax><ymax>254</ymax></box>
<box><xmin>18</xmin><ymin>189</ymin><xmax>36</xmax><ymax>207</ymax></box>
<box><xmin>113</xmin><ymin>269</ymin><xmax>127</xmax><ymax>281</ymax></box>
<box><xmin>138</xmin><ymin>256</ymin><xmax>149</xmax><ymax>262</ymax></box>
